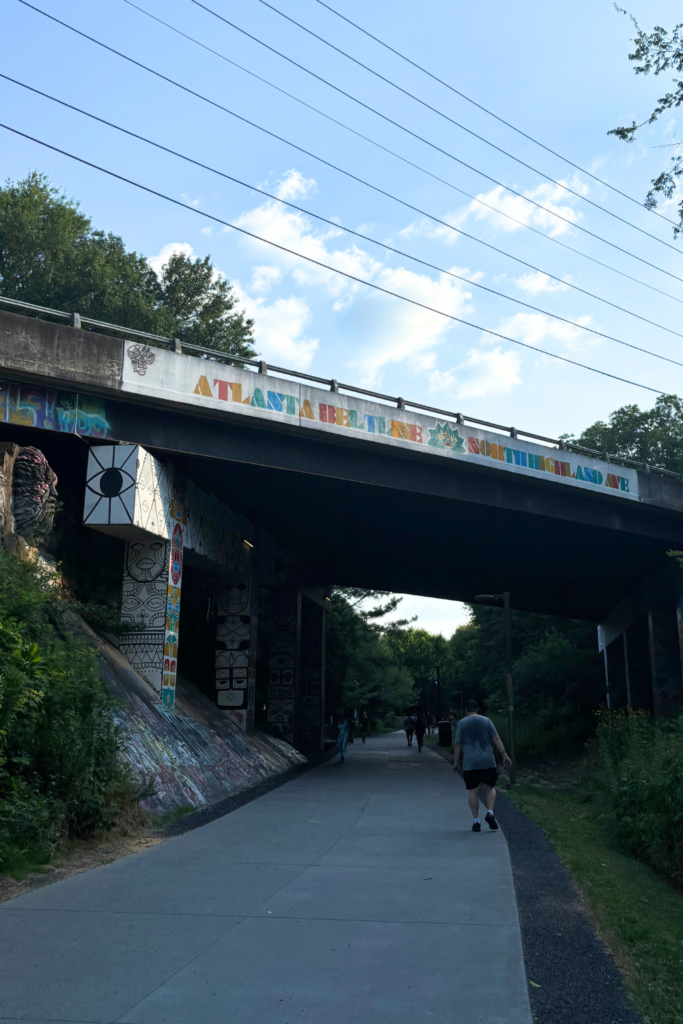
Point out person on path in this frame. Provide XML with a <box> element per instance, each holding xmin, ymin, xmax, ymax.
<box><xmin>337</xmin><ymin>715</ymin><xmax>349</xmax><ymax>763</ymax></box>
<box><xmin>359</xmin><ymin>711</ymin><xmax>370</xmax><ymax>743</ymax></box>
<box><xmin>404</xmin><ymin>713</ymin><xmax>415</xmax><ymax>747</ymax></box>
<box><xmin>452</xmin><ymin>699</ymin><xmax>512</xmax><ymax>832</ymax></box>
<box><xmin>414</xmin><ymin>712</ymin><xmax>426</xmax><ymax>752</ymax></box>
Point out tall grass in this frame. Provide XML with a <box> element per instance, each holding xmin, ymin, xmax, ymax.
<box><xmin>591</xmin><ymin>709</ymin><xmax>683</xmax><ymax>886</ymax></box>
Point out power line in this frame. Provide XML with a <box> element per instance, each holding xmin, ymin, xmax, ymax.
<box><xmin>6</xmin><ymin>71</ymin><xmax>683</xmax><ymax>369</ymax></box>
<box><xmin>122</xmin><ymin>0</ymin><xmax>683</xmax><ymax>310</ymax></box>
<box><xmin>0</xmin><ymin>121</ymin><xmax>665</xmax><ymax>395</ymax></box>
<box><xmin>19</xmin><ymin>1</ymin><xmax>683</xmax><ymax>313</ymax></box>
<box><xmin>253</xmin><ymin>0</ymin><xmax>683</xmax><ymax>255</ymax></box>
<box><xmin>312</xmin><ymin>0</ymin><xmax>680</xmax><ymax>230</ymax></box>
<box><xmin>182</xmin><ymin>0</ymin><xmax>683</xmax><ymax>283</ymax></box>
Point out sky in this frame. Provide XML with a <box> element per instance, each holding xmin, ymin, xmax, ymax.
<box><xmin>3</xmin><ymin>0</ymin><xmax>683</xmax><ymax>636</ymax></box>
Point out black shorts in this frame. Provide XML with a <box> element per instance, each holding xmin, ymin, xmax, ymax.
<box><xmin>463</xmin><ymin>767</ymin><xmax>498</xmax><ymax>790</ymax></box>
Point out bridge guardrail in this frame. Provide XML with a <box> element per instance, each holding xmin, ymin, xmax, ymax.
<box><xmin>1</xmin><ymin>293</ymin><xmax>679</xmax><ymax>481</ymax></box>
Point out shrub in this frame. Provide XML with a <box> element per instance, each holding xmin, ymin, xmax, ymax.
<box><xmin>0</xmin><ymin>550</ymin><xmax>127</xmax><ymax>869</ymax></box>
<box><xmin>592</xmin><ymin>709</ymin><xmax>683</xmax><ymax>885</ymax></box>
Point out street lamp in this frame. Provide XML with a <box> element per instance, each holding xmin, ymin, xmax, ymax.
<box><xmin>474</xmin><ymin>591</ymin><xmax>517</xmax><ymax>785</ymax></box>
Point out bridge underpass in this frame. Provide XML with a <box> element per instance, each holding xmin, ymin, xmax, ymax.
<box><xmin>1</xmin><ymin>305</ymin><xmax>683</xmax><ymax>729</ymax></box>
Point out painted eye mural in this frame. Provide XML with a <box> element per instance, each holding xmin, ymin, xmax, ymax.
<box><xmin>83</xmin><ymin>445</ymin><xmax>137</xmax><ymax>525</ymax></box>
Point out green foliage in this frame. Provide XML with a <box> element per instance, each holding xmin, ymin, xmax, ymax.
<box><xmin>564</xmin><ymin>393</ymin><xmax>683</xmax><ymax>473</ymax></box>
<box><xmin>325</xmin><ymin>590</ymin><xmax>416</xmax><ymax>719</ymax></box>
<box><xmin>592</xmin><ymin>710</ymin><xmax>683</xmax><ymax>885</ymax></box>
<box><xmin>443</xmin><ymin>605</ymin><xmax>603</xmax><ymax>743</ymax></box>
<box><xmin>0</xmin><ymin>550</ymin><xmax>128</xmax><ymax>870</ymax></box>
<box><xmin>0</xmin><ymin>173</ymin><xmax>256</xmax><ymax>358</ymax></box>
<box><xmin>609</xmin><ymin>10</ymin><xmax>683</xmax><ymax>237</ymax></box>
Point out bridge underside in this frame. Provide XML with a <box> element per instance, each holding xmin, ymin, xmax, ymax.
<box><xmin>1</xmin><ymin>400</ymin><xmax>681</xmax><ymax>623</ymax></box>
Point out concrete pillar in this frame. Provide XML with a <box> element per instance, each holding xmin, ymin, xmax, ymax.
<box><xmin>605</xmin><ymin>638</ymin><xmax>628</xmax><ymax>709</ymax></box>
<box><xmin>623</xmin><ymin>616</ymin><xmax>653</xmax><ymax>713</ymax></box>
<box><xmin>214</xmin><ymin>568</ymin><xmax>258</xmax><ymax>731</ymax></box>
<box><xmin>265</xmin><ymin>588</ymin><xmax>300</xmax><ymax>743</ymax></box>
<box><xmin>649</xmin><ymin>603</ymin><xmax>683</xmax><ymax>717</ymax></box>
<box><xmin>162</xmin><ymin>523</ymin><xmax>184</xmax><ymax>709</ymax></box>
<box><xmin>119</xmin><ymin>524</ymin><xmax>184</xmax><ymax>710</ymax></box>
<box><xmin>296</xmin><ymin>596</ymin><xmax>326</xmax><ymax>755</ymax></box>
<box><xmin>119</xmin><ymin>537</ymin><xmax>169</xmax><ymax>693</ymax></box>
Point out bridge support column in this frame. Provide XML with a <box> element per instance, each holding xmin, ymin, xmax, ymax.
<box><xmin>604</xmin><ymin>636</ymin><xmax>628</xmax><ymax>710</ymax></box>
<box><xmin>214</xmin><ymin>568</ymin><xmax>258</xmax><ymax>731</ymax></box>
<box><xmin>296</xmin><ymin>596</ymin><xmax>326</xmax><ymax>755</ymax></box>
<box><xmin>119</xmin><ymin>532</ymin><xmax>184</xmax><ymax>711</ymax></box>
<box><xmin>265</xmin><ymin>588</ymin><xmax>300</xmax><ymax>744</ymax></box>
<box><xmin>648</xmin><ymin>603</ymin><xmax>683</xmax><ymax>718</ymax></box>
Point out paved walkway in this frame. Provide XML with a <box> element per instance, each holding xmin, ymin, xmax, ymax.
<box><xmin>0</xmin><ymin>732</ymin><xmax>532</xmax><ymax>1023</ymax></box>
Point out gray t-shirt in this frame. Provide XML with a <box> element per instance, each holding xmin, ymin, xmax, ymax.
<box><xmin>455</xmin><ymin>715</ymin><xmax>497</xmax><ymax>771</ymax></box>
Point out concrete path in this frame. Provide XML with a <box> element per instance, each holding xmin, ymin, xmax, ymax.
<box><xmin>0</xmin><ymin>732</ymin><xmax>532</xmax><ymax>1024</ymax></box>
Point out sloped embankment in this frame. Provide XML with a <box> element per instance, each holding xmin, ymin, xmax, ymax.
<box><xmin>73</xmin><ymin>615</ymin><xmax>307</xmax><ymax>816</ymax></box>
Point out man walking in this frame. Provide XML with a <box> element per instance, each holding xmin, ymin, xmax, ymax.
<box><xmin>404</xmin><ymin>713</ymin><xmax>415</xmax><ymax>747</ymax></box>
<box><xmin>453</xmin><ymin>699</ymin><xmax>512</xmax><ymax>832</ymax></box>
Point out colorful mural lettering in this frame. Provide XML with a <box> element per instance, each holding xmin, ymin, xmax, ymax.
<box><xmin>0</xmin><ymin>380</ymin><xmax>110</xmax><ymax>438</ymax></box>
<box><xmin>121</xmin><ymin>343</ymin><xmax>640</xmax><ymax>498</ymax></box>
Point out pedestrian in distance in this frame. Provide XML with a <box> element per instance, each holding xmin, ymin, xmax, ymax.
<box><xmin>337</xmin><ymin>715</ymin><xmax>349</xmax><ymax>763</ymax></box>
<box><xmin>347</xmin><ymin>710</ymin><xmax>356</xmax><ymax>744</ymax></box>
<box><xmin>452</xmin><ymin>699</ymin><xmax>512</xmax><ymax>832</ymax></box>
<box><xmin>404</xmin><ymin>712</ymin><xmax>415</xmax><ymax>747</ymax></box>
<box><xmin>414</xmin><ymin>712</ymin><xmax>426</xmax><ymax>752</ymax></box>
<box><xmin>359</xmin><ymin>710</ymin><xmax>370</xmax><ymax>743</ymax></box>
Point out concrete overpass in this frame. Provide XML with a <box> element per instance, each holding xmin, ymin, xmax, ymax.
<box><xmin>1</xmin><ymin>304</ymin><xmax>682</xmax><ymax>722</ymax></box>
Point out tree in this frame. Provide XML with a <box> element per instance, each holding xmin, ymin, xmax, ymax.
<box><xmin>564</xmin><ymin>394</ymin><xmax>683</xmax><ymax>473</ymax></box>
<box><xmin>325</xmin><ymin>590</ymin><xmax>416</xmax><ymax>721</ymax></box>
<box><xmin>609</xmin><ymin>10</ymin><xmax>683</xmax><ymax>236</ymax></box>
<box><xmin>0</xmin><ymin>172</ymin><xmax>256</xmax><ymax>358</ymax></box>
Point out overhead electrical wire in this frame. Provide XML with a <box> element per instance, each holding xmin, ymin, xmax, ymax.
<box><xmin>121</xmin><ymin>0</ymin><xmax>683</xmax><ymax>310</ymax></box>
<box><xmin>0</xmin><ymin>121</ymin><xmax>666</xmax><ymax>396</ymax></box>
<box><xmin>19</xmin><ymin>0</ymin><xmax>683</xmax><ymax>303</ymax></box>
<box><xmin>312</xmin><ymin>0</ymin><xmax>681</xmax><ymax>230</ymax></box>
<box><xmin>252</xmin><ymin>0</ymin><xmax>683</xmax><ymax>255</ymax></box>
<box><xmin>184</xmin><ymin>0</ymin><xmax>683</xmax><ymax>281</ymax></box>
<box><xmin>6</xmin><ymin>71</ymin><xmax>683</xmax><ymax>370</ymax></box>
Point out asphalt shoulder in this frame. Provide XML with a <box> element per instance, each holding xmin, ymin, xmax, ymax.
<box><xmin>430</xmin><ymin>743</ymin><xmax>641</xmax><ymax>1024</ymax></box>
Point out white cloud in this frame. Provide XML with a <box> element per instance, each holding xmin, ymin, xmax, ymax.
<box><xmin>233</xmin><ymin>191</ymin><xmax>380</xmax><ymax>297</ymax></box>
<box><xmin>514</xmin><ymin>271</ymin><xmax>571</xmax><ymax>294</ymax></box>
<box><xmin>148</xmin><ymin>242</ymin><xmax>194</xmax><ymax>277</ymax></box>
<box><xmin>200</xmin><ymin>226</ymin><xmax>213</xmax><ymax>236</ymax></box>
<box><xmin>343</xmin><ymin>265</ymin><xmax>474</xmax><ymax>387</ymax></box>
<box><xmin>404</xmin><ymin>176</ymin><xmax>588</xmax><ymax>242</ymax></box>
<box><xmin>494</xmin><ymin>312</ymin><xmax>596</xmax><ymax>352</ymax></box>
<box><xmin>274</xmin><ymin>169</ymin><xmax>317</xmax><ymax>201</ymax></box>
<box><xmin>427</xmin><ymin>346</ymin><xmax>522</xmax><ymax>400</ymax></box>
<box><xmin>250</xmin><ymin>265</ymin><xmax>282</xmax><ymax>292</ymax></box>
<box><xmin>234</xmin><ymin>284</ymin><xmax>318</xmax><ymax>368</ymax></box>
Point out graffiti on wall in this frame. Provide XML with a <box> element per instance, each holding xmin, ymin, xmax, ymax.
<box><xmin>0</xmin><ymin>380</ymin><xmax>110</xmax><ymax>438</ymax></box>
<box><xmin>215</xmin><ymin>571</ymin><xmax>252</xmax><ymax>730</ymax></box>
<box><xmin>84</xmin><ymin>444</ymin><xmax>254</xmax><ymax>713</ymax></box>
<box><xmin>119</xmin><ymin>538</ymin><xmax>168</xmax><ymax>690</ymax></box>
<box><xmin>266</xmin><ymin>589</ymin><xmax>299</xmax><ymax>743</ymax></box>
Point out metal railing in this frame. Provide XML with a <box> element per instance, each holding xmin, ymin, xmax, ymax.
<box><xmin>1</xmin><ymin>293</ymin><xmax>680</xmax><ymax>481</ymax></box>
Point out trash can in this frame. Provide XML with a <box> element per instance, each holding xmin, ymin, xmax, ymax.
<box><xmin>438</xmin><ymin>720</ymin><xmax>452</xmax><ymax>747</ymax></box>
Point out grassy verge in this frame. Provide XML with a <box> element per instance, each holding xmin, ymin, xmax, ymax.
<box><xmin>507</xmin><ymin>784</ymin><xmax>683</xmax><ymax>1024</ymax></box>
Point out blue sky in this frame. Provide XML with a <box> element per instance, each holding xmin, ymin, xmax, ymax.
<box><xmin>3</xmin><ymin>0</ymin><xmax>683</xmax><ymax>633</ymax></box>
